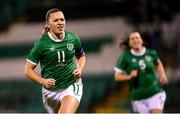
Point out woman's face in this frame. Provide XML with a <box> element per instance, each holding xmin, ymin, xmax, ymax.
<box><xmin>129</xmin><ymin>32</ymin><xmax>143</xmax><ymax>50</ymax></box>
<box><xmin>47</xmin><ymin>11</ymin><xmax>65</xmax><ymax>35</ymax></box>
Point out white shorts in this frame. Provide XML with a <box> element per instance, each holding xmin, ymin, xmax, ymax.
<box><xmin>42</xmin><ymin>79</ymin><xmax>83</xmax><ymax>113</ymax></box>
<box><xmin>132</xmin><ymin>91</ymin><xmax>166</xmax><ymax>114</ymax></box>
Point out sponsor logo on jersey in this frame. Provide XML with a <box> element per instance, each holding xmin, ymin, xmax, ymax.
<box><xmin>145</xmin><ymin>55</ymin><xmax>151</xmax><ymax>62</ymax></box>
<box><xmin>50</xmin><ymin>47</ymin><xmax>55</xmax><ymax>51</ymax></box>
<box><xmin>67</xmin><ymin>43</ymin><xmax>74</xmax><ymax>51</ymax></box>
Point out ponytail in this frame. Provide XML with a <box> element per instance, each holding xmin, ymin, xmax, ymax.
<box><xmin>41</xmin><ymin>24</ymin><xmax>50</xmax><ymax>35</ymax></box>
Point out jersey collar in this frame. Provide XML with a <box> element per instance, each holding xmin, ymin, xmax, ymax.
<box><xmin>130</xmin><ymin>47</ymin><xmax>146</xmax><ymax>56</ymax></box>
<box><xmin>48</xmin><ymin>32</ymin><xmax>65</xmax><ymax>42</ymax></box>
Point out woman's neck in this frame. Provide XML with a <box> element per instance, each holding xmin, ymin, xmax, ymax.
<box><xmin>51</xmin><ymin>31</ymin><xmax>65</xmax><ymax>40</ymax></box>
<box><xmin>133</xmin><ymin>47</ymin><xmax>143</xmax><ymax>53</ymax></box>
<box><xmin>131</xmin><ymin>46</ymin><xmax>146</xmax><ymax>56</ymax></box>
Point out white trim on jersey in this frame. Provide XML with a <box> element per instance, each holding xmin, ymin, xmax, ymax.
<box><xmin>114</xmin><ymin>67</ymin><xmax>124</xmax><ymax>73</ymax></box>
<box><xmin>131</xmin><ymin>47</ymin><xmax>146</xmax><ymax>56</ymax></box>
<box><xmin>48</xmin><ymin>32</ymin><xmax>65</xmax><ymax>42</ymax></box>
<box><xmin>26</xmin><ymin>59</ymin><xmax>38</xmax><ymax>65</ymax></box>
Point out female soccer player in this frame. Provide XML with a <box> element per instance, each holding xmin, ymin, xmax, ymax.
<box><xmin>24</xmin><ymin>8</ymin><xmax>86</xmax><ymax>113</ymax></box>
<box><xmin>114</xmin><ymin>32</ymin><xmax>168</xmax><ymax>113</ymax></box>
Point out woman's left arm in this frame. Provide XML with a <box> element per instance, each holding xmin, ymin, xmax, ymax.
<box><xmin>73</xmin><ymin>52</ymin><xmax>86</xmax><ymax>78</ymax></box>
<box><xmin>155</xmin><ymin>59</ymin><xmax>169</xmax><ymax>85</ymax></box>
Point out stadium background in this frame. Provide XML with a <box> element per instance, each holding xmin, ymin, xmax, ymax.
<box><xmin>0</xmin><ymin>0</ymin><xmax>180</xmax><ymax>113</ymax></box>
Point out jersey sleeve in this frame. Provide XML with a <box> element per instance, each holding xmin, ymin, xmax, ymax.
<box><xmin>151</xmin><ymin>50</ymin><xmax>159</xmax><ymax>65</ymax></box>
<box><xmin>114</xmin><ymin>52</ymin><xmax>127</xmax><ymax>73</ymax></box>
<box><xmin>27</xmin><ymin>40</ymin><xmax>42</xmax><ymax>65</ymax></box>
<box><xmin>73</xmin><ymin>33</ymin><xmax>84</xmax><ymax>57</ymax></box>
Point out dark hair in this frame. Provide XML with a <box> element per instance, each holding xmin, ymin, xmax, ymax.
<box><xmin>118</xmin><ymin>31</ymin><xmax>133</xmax><ymax>49</ymax></box>
<box><xmin>118</xmin><ymin>36</ymin><xmax>130</xmax><ymax>49</ymax></box>
<box><xmin>119</xmin><ymin>31</ymin><xmax>144</xmax><ymax>49</ymax></box>
<box><xmin>42</xmin><ymin>8</ymin><xmax>61</xmax><ymax>35</ymax></box>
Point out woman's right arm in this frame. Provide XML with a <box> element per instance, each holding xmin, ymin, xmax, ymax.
<box><xmin>24</xmin><ymin>61</ymin><xmax>56</xmax><ymax>88</ymax></box>
<box><xmin>114</xmin><ymin>70</ymin><xmax>137</xmax><ymax>81</ymax></box>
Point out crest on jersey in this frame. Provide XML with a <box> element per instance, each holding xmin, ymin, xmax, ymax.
<box><xmin>145</xmin><ymin>55</ymin><xmax>151</xmax><ymax>62</ymax></box>
<box><xmin>67</xmin><ymin>43</ymin><xmax>74</xmax><ymax>51</ymax></box>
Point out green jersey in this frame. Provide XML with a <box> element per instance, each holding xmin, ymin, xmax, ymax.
<box><xmin>27</xmin><ymin>31</ymin><xmax>84</xmax><ymax>91</ymax></box>
<box><xmin>114</xmin><ymin>48</ymin><xmax>163</xmax><ymax>100</ymax></box>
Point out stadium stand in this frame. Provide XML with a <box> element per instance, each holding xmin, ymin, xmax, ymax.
<box><xmin>0</xmin><ymin>17</ymin><xmax>132</xmax><ymax>112</ymax></box>
<box><xmin>0</xmin><ymin>0</ymin><xmax>180</xmax><ymax>113</ymax></box>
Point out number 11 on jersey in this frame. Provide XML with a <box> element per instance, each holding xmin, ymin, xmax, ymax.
<box><xmin>57</xmin><ymin>51</ymin><xmax>65</xmax><ymax>62</ymax></box>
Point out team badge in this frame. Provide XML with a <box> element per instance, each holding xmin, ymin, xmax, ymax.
<box><xmin>67</xmin><ymin>43</ymin><xmax>74</xmax><ymax>51</ymax></box>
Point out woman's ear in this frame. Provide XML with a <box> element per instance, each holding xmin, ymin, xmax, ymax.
<box><xmin>44</xmin><ymin>23</ymin><xmax>50</xmax><ymax>33</ymax></box>
<box><xmin>45</xmin><ymin>23</ymin><xmax>49</xmax><ymax>28</ymax></box>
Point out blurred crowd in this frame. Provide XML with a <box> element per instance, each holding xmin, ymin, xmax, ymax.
<box><xmin>0</xmin><ymin>0</ymin><xmax>180</xmax><ymax>80</ymax></box>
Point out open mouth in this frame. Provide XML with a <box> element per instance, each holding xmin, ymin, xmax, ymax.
<box><xmin>57</xmin><ymin>26</ymin><xmax>64</xmax><ymax>31</ymax></box>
